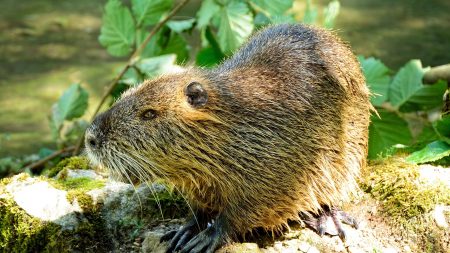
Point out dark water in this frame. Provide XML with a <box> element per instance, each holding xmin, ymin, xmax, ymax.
<box><xmin>0</xmin><ymin>0</ymin><xmax>449</xmax><ymax>157</ymax></box>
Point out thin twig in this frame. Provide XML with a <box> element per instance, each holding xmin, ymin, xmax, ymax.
<box><xmin>73</xmin><ymin>0</ymin><xmax>191</xmax><ymax>155</ymax></box>
<box><xmin>26</xmin><ymin>146</ymin><xmax>75</xmax><ymax>172</ymax></box>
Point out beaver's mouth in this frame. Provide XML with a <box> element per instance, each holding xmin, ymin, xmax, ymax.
<box><xmin>86</xmin><ymin>143</ymin><xmax>156</xmax><ymax>186</ymax></box>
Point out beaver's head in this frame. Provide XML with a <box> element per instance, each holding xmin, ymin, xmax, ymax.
<box><xmin>85</xmin><ymin>70</ymin><xmax>223</xmax><ymax>184</ymax></box>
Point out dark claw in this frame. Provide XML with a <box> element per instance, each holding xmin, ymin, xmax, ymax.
<box><xmin>180</xmin><ymin>223</ymin><xmax>225</xmax><ymax>253</ymax></box>
<box><xmin>160</xmin><ymin>230</ymin><xmax>177</xmax><ymax>242</ymax></box>
<box><xmin>174</xmin><ymin>229</ymin><xmax>194</xmax><ymax>251</ymax></box>
<box><xmin>339</xmin><ymin>210</ymin><xmax>359</xmax><ymax>229</ymax></box>
<box><xmin>165</xmin><ymin>217</ymin><xmax>203</xmax><ymax>253</ymax></box>
<box><xmin>301</xmin><ymin>206</ymin><xmax>358</xmax><ymax>241</ymax></box>
<box><xmin>317</xmin><ymin>214</ymin><xmax>327</xmax><ymax>236</ymax></box>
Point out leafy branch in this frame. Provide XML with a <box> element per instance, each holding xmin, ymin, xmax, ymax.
<box><xmin>72</xmin><ymin>0</ymin><xmax>191</xmax><ymax>155</ymax></box>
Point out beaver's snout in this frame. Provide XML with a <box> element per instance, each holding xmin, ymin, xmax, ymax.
<box><xmin>85</xmin><ymin>111</ymin><xmax>111</xmax><ymax>152</ymax></box>
<box><xmin>85</xmin><ymin>130</ymin><xmax>101</xmax><ymax>150</ymax></box>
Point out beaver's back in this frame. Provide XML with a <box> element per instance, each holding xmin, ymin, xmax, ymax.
<box><xmin>196</xmin><ymin>24</ymin><xmax>370</xmax><ymax>233</ymax></box>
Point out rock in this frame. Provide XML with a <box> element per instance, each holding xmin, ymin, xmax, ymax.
<box><xmin>298</xmin><ymin>241</ymin><xmax>312</xmax><ymax>252</ymax></box>
<box><xmin>5</xmin><ymin>175</ymin><xmax>82</xmax><ymax>230</ymax></box>
<box><xmin>347</xmin><ymin>246</ymin><xmax>365</xmax><ymax>253</ymax></box>
<box><xmin>381</xmin><ymin>247</ymin><xmax>397</xmax><ymax>253</ymax></box>
<box><xmin>306</xmin><ymin>246</ymin><xmax>320</xmax><ymax>253</ymax></box>
<box><xmin>432</xmin><ymin>204</ymin><xmax>449</xmax><ymax>229</ymax></box>
<box><xmin>141</xmin><ymin>231</ymin><xmax>167</xmax><ymax>253</ymax></box>
<box><xmin>418</xmin><ymin>165</ymin><xmax>450</xmax><ymax>188</ymax></box>
<box><xmin>59</xmin><ymin>169</ymin><xmax>104</xmax><ymax>180</ymax></box>
<box><xmin>218</xmin><ymin>243</ymin><xmax>262</xmax><ymax>253</ymax></box>
<box><xmin>0</xmin><ymin>172</ymin><xmax>186</xmax><ymax>252</ymax></box>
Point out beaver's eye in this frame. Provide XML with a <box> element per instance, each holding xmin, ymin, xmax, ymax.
<box><xmin>141</xmin><ymin>109</ymin><xmax>157</xmax><ymax>120</ymax></box>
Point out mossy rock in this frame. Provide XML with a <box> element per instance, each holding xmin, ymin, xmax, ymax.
<box><xmin>44</xmin><ymin>156</ymin><xmax>90</xmax><ymax>178</ymax></box>
<box><xmin>361</xmin><ymin>157</ymin><xmax>450</xmax><ymax>252</ymax></box>
<box><xmin>0</xmin><ymin>175</ymin><xmax>111</xmax><ymax>252</ymax></box>
<box><xmin>1</xmin><ymin>173</ymin><xmax>188</xmax><ymax>252</ymax></box>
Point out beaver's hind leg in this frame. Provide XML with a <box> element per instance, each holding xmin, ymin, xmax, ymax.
<box><xmin>301</xmin><ymin>205</ymin><xmax>359</xmax><ymax>241</ymax></box>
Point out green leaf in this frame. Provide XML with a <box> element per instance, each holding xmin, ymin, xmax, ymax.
<box><xmin>99</xmin><ymin>0</ymin><xmax>136</xmax><ymax>57</ymax></box>
<box><xmin>159</xmin><ymin>31</ymin><xmax>190</xmax><ymax>63</ymax></box>
<box><xmin>416</xmin><ymin>124</ymin><xmax>439</xmax><ymax>144</ymax></box>
<box><xmin>138</xmin><ymin>29</ymin><xmax>163</xmax><ymax>58</ymax></box>
<box><xmin>323</xmin><ymin>0</ymin><xmax>340</xmax><ymax>29</ymax></box>
<box><xmin>406</xmin><ymin>141</ymin><xmax>450</xmax><ymax>164</ymax></box>
<box><xmin>254</xmin><ymin>12</ymin><xmax>271</xmax><ymax>26</ymax></box>
<box><xmin>166</xmin><ymin>18</ymin><xmax>196</xmax><ymax>33</ymax></box>
<box><xmin>57</xmin><ymin>84</ymin><xmax>89</xmax><ymax>121</ymax></box>
<box><xmin>303</xmin><ymin>0</ymin><xmax>318</xmax><ymax>24</ymax></box>
<box><xmin>136</xmin><ymin>54</ymin><xmax>179</xmax><ymax>79</ymax></box>
<box><xmin>196</xmin><ymin>46</ymin><xmax>224</xmax><ymax>67</ymax></box>
<box><xmin>131</xmin><ymin>0</ymin><xmax>172</xmax><ymax>27</ymax></box>
<box><xmin>196</xmin><ymin>0</ymin><xmax>221</xmax><ymax>29</ymax></box>
<box><xmin>399</xmin><ymin>80</ymin><xmax>446</xmax><ymax>112</ymax></box>
<box><xmin>434</xmin><ymin>115</ymin><xmax>450</xmax><ymax>144</ymax></box>
<box><xmin>271</xmin><ymin>14</ymin><xmax>296</xmax><ymax>24</ymax></box>
<box><xmin>250</xmin><ymin>0</ymin><xmax>293</xmax><ymax>17</ymax></box>
<box><xmin>50</xmin><ymin>84</ymin><xmax>89</xmax><ymax>139</ymax></box>
<box><xmin>369</xmin><ymin>109</ymin><xmax>412</xmax><ymax>159</ymax></box>
<box><xmin>358</xmin><ymin>56</ymin><xmax>391</xmax><ymax>107</ymax></box>
<box><xmin>196</xmin><ymin>26</ymin><xmax>225</xmax><ymax>67</ymax></box>
<box><xmin>389</xmin><ymin>60</ymin><xmax>429</xmax><ymax>108</ymax></box>
<box><xmin>217</xmin><ymin>1</ymin><xmax>254</xmax><ymax>54</ymax></box>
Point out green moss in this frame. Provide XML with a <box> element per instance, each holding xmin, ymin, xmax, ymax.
<box><xmin>0</xmin><ymin>178</ymin><xmax>111</xmax><ymax>252</ymax></box>
<box><xmin>44</xmin><ymin>156</ymin><xmax>90</xmax><ymax>178</ymax></box>
<box><xmin>58</xmin><ymin>177</ymin><xmax>104</xmax><ymax>191</ymax></box>
<box><xmin>0</xmin><ymin>193</ymin><xmax>66</xmax><ymax>252</ymax></box>
<box><xmin>361</xmin><ymin>157</ymin><xmax>450</xmax><ymax>252</ymax></box>
<box><xmin>361</xmin><ymin>157</ymin><xmax>450</xmax><ymax>219</ymax></box>
<box><xmin>66</xmin><ymin>190</ymin><xmax>98</xmax><ymax>212</ymax></box>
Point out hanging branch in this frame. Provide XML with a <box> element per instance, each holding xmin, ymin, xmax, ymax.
<box><xmin>23</xmin><ymin>0</ymin><xmax>191</xmax><ymax>172</ymax></box>
<box><xmin>26</xmin><ymin>146</ymin><xmax>75</xmax><ymax>172</ymax></box>
<box><xmin>72</xmin><ymin>0</ymin><xmax>191</xmax><ymax>155</ymax></box>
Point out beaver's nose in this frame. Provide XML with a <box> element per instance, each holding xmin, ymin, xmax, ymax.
<box><xmin>86</xmin><ymin>134</ymin><xmax>98</xmax><ymax>149</ymax></box>
<box><xmin>85</xmin><ymin>131</ymin><xmax>102</xmax><ymax>150</ymax></box>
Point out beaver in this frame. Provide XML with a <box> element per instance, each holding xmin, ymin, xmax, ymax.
<box><xmin>85</xmin><ymin>24</ymin><xmax>371</xmax><ymax>253</ymax></box>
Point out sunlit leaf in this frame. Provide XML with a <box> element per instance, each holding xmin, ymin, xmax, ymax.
<box><xmin>131</xmin><ymin>0</ymin><xmax>172</xmax><ymax>27</ymax></box>
<box><xmin>303</xmin><ymin>0</ymin><xmax>318</xmax><ymax>24</ymax></box>
<box><xmin>99</xmin><ymin>0</ymin><xmax>136</xmax><ymax>57</ymax></box>
<box><xmin>50</xmin><ymin>84</ymin><xmax>88</xmax><ymax>138</ymax></box>
<box><xmin>136</xmin><ymin>54</ymin><xmax>180</xmax><ymax>79</ymax></box>
<box><xmin>389</xmin><ymin>60</ymin><xmax>429</xmax><ymax>108</ymax></box>
<box><xmin>369</xmin><ymin>109</ymin><xmax>412</xmax><ymax>159</ymax></box>
<box><xmin>250</xmin><ymin>0</ymin><xmax>293</xmax><ymax>17</ymax></box>
<box><xmin>217</xmin><ymin>1</ymin><xmax>254</xmax><ymax>53</ymax></box>
<box><xmin>406</xmin><ymin>141</ymin><xmax>450</xmax><ymax>164</ymax></box>
<box><xmin>323</xmin><ymin>0</ymin><xmax>340</xmax><ymax>29</ymax></box>
<box><xmin>196</xmin><ymin>0</ymin><xmax>221</xmax><ymax>29</ymax></box>
<box><xmin>358</xmin><ymin>56</ymin><xmax>391</xmax><ymax>106</ymax></box>
<box><xmin>399</xmin><ymin>80</ymin><xmax>446</xmax><ymax>112</ymax></box>
<box><xmin>166</xmin><ymin>18</ymin><xmax>195</xmax><ymax>33</ymax></box>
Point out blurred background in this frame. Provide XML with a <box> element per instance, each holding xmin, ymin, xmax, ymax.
<box><xmin>0</xmin><ymin>0</ymin><xmax>449</xmax><ymax>162</ymax></box>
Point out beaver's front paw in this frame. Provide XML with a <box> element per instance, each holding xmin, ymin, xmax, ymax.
<box><xmin>179</xmin><ymin>220</ymin><xmax>227</xmax><ymax>253</ymax></box>
<box><xmin>162</xmin><ymin>217</ymin><xmax>203</xmax><ymax>253</ymax></box>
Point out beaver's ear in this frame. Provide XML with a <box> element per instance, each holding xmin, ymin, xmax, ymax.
<box><xmin>185</xmin><ymin>82</ymin><xmax>208</xmax><ymax>108</ymax></box>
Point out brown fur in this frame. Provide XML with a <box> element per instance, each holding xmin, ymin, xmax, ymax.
<box><xmin>86</xmin><ymin>24</ymin><xmax>371</xmax><ymax>239</ymax></box>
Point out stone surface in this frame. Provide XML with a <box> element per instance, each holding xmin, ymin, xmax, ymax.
<box><xmin>5</xmin><ymin>175</ymin><xmax>82</xmax><ymax>230</ymax></box>
<box><xmin>432</xmin><ymin>204</ymin><xmax>449</xmax><ymax>229</ymax></box>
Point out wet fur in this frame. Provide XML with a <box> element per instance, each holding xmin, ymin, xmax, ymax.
<box><xmin>86</xmin><ymin>24</ymin><xmax>370</xmax><ymax>241</ymax></box>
